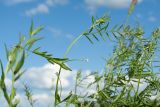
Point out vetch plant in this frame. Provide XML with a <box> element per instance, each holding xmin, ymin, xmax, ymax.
<box><xmin>1</xmin><ymin>0</ymin><xmax>160</xmax><ymax>107</ymax></box>
<box><xmin>0</xmin><ymin>22</ymin><xmax>71</xmax><ymax>107</ymax></box>
<box><xmin>24</xmin><ymin>83</ymin><xmax>36</xmax><ymax>107</ymax></box>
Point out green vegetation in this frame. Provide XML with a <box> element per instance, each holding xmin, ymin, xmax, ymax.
<box><xmin>1</xmin><ymin>1</ymin><xmax>160</xmax><ymax>107</ymax></box>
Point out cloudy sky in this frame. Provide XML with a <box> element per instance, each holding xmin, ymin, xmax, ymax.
<box><xmin>0</xmin><ymin>0</ymin><xmax>160</xmax><ymax>106</ymax></box>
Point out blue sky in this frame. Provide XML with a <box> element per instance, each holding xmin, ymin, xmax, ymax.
<box><xmin>0</xmin><ymin>0</ymin><xmax>160</xmax><ymax>70</ymax></box>
<box><xmin>0</xmin><ymin>0</ymin><xmax>160</xmax><ymax>106</ymax></box>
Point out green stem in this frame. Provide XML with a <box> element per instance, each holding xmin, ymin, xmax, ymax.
<box><xmin>64</xmin><ymin>34</ymin><xmax>83</xmax><ymax>58</ymax></box>
<box><xmin>135</xmin><ymin>69</ymin><xmax>142</xmax><ymax>104</ymax></box>
<box><xmin>54</xmin><ymin>67</ymin><xmax>62</xmax><ymax>107</ymax></box>
<box><xmin>124</xmin><ymin>14</ymin><xmax>130</xmax><ymax>28</ymax></box>
<box><xmin>54</xmin><ymin>34</ymin><xmax>84</xmax><ymax>107</ymax></box>
<box><xmin>74</xmin><ymin>77</ymin><xmax>78</xmax><ymax>94</ymax></box>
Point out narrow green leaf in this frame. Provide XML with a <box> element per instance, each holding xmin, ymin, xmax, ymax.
<box><xmin>26</xmin><ymin>37</ymin><xmax>43</xmax><ymax>46</ymax></box>
<box><xmin>92</xmin><ymin>16</ymin><xmax>95</xmax><ymax>24</ymax></box>
<box><xmin>33</xmin><ymin>51</ymin><xmax>72</xmax><ymax>71</ymax></box>
<box><xmin>4</xmin><ymin>44</ymin><xmax>9</xmax><ymax>61</ymax></box>
<box><xmin>0</xmin><ymin>60</ymin><xmax>10</xmax><ymax>104</ymax></box>
<box><xmin>99</xmin><ymin>31</ymin><xmax>105</xmax><ymax>41</ymax></box>
<box><xmin>14</xmin><ymin>51</ymin><xmax>25</xmax><ymax>75</ymax></box>
<box><xmin>26</xmin><ymin>37</ymin><xmax>43</xmax><ymax>50</ymax></box>
<box><xmin>31</xmin><ymin>26</ymin><xmax>43</xmax><ymax>36</ymax></box>
<box><xmin>0</xmin><ymin>60</ymin><xmax>4</xmax><ymax>82</ymax></box>
<box><xmin>15</xmin><ymin>70</ymin><xmax>26</xmax><ymax>81</ymax></box>
<box><xmin>112</xmin><ymin>24</ymin><xmax>118</xmax><ymax>31</ymax></box>
<box><xmin>89</xmin><ymin>27</ymin><xmax>93</xmax><ymax>33</ymax></box>
<box><xmin>49</xmin><ymin>59</ymin><xmax>71</xmax><ymax>71</ymax></box>
<box><xmin>105</xmin><ymin>32</ymin><xmax>113</xmax><ymax>41</ymax></box>
<box><xmin>33</xmin><ymin>47</ymin><xmax>41</xmax><ymax>52</ymax></box>
<box><xmin>112</xmin><ymin>32</ymin><xmax>118</xmax><ymax>39</ymax></box>
<box><xmin>29</xmin><ymin>21</ymin><xmax>34</xmax><ymax>37</ymax></box>
<box><xmin>60</xmin><ymin>93</ymin><xmax>72</xmax><ymax>103</ymax></box>
<box><xmin>52</xmin><ymin>58</ymin><xmax>69</xmax><ymax>62</ymax></box>
<box><xmin>92</xmin><ymin>34</ymin><xmax>99</xmax><ymax>41</ymax></box>
<box><xmin>85</xmin><ymin>35</ymin><xmax>94</xmax><ymax>44</ymax></box>
<box><xmin>6</xmin><ymin>47</ymin><xmax>18</xmax><ymax>73</ymax></box>
<box><xmin>117</xmin><ymin>25</ymin><xmax>123</xmax><ymax>31</ymax></box>
<box><xmin>105</xmin><ymin>22</ymin><xmax>109</xmax><ymax>31</ymax></box>
<box><xmin>18</xmin><ymin>36</ymin><xmax>26</xmax><ymax>46</ymax></box>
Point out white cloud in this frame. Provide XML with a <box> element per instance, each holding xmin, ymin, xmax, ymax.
<box><xmin>128</xmin><ymin>78</ymin><xmax>148</xmax><ymax>92</ymax></box>
<box><xmin>5</xmin><ymin>78</ymin><xmax>12</xmax><ymax>89</ymax></box>
<box><xmin>20</xmin><ymin>63</ymin><xmax>72</xmax><ymax>89</ymax></box>
<box><xmin>3</xmin><ymin>63</ymin><xmax>94</xmax><ymax>93</ymax></box>
<box><xmin>6</xmin><ymin>63</ymin><xmax>94</xmax><ymax>106</ymax></box>
<box><xmin>25</xmin><ymin>0</ymin><xmax>69</xmax><ymax>16</ymax></box>
<box><xmin>3</xmin><ymin>0</ymin><xmax>33</xmax><ymax>5</ymax></box>
<box><xmin>2</xmin><ymin>63</ymin><xmax>157</xmax><ymax>107</ymax></box>
<box><xmin>25</xmin><ymin>4</ymin><xmax>49</xmax><ymax>16</ymax></box>
<box><xmin>33</xmin><ymin>93</ymin><xmax>51</xmax><ymax>102</ymax></box>
<box><xmin>46</xmin><ymin>0</ymin><xmax>69</xmax><ymax>6</ymax></box>
<box><xmin>0</xmin><ymin>63</ymin><xmax>73</xmax><ymax>107</ymax></box>
<box><xmin>19</xmin><ymin>63</ymin><xmax>96</xmax><ymax>94</ymax></box>
<box><xmin>148</xmin><ymin>16</ymin><xmax>157</xmax><ymax>22</ymax></box>
<box><xmin>84</xmin><ymin>0</ymin><xmax>143</xmax><ymax>13</ymax></box>
<box><xmin>66</xmin><ymin>34</ymin><xmax>74</xmax><ymax>40</ymax></box>
<box><xmin>47</xmin><ymin>26</ymin><xmax>74</xmax><ymax>40</ymax></box>
<box><xmin>136</xmin><ymin>13</ymin><xmax>142</xmax><ymax>19</ymax></box>
<box><xmin>48</xmin><ymin>27</ymin><xmax>63</xmax><ymax>37</ymax></box>
<box><xmin>14</xmin><ymin>93</ymin><xmax>52</xmax><ymax>107</ymax></box>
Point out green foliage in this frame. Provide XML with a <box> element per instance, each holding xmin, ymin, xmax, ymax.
<box><xmin>29</xmin><ymin>21</ymin><xmax>43</xmax><ymax>37</ymax></box>
<box><xmin>1</xmin><ymin>1</ymin><xmax>160</xmax><ymax>107</ymax></box>
<box><xmin>0</xmin><ymin>22</ymin><xmax>71</xmax><ymax>107</ymax></box>
<box><xmin>24</xmin><ymin>84</ymin><xmax>36</xmax><ymax>107</ymax></box>
<box><xmin>33</xmin><ymin>50</ymin><xmax>71</xmax><ymax>71</ymax></box>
